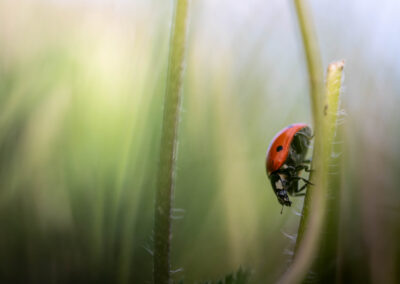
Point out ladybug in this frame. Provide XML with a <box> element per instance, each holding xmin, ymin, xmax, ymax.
<box><xmin>266</xmin><ymin>123</ymin><xmax>313</xmax><ymax>211</ymax></box>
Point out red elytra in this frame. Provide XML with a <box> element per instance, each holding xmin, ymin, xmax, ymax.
<box><xmin>266</xmin><ymin>123</ymin><xmax>309</xmax><ymax>175</ymax></box>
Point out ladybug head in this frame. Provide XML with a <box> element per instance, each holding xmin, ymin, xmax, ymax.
<box><xmin>277</xmin><ymin>190</ymin><xmax>292</xmax><ymax>207</ymax></box>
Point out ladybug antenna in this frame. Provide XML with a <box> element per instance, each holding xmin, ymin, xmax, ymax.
<box><xmin>280</xmin><ymin>205</ymin><xmax>284</xmax><ymax>214</ymax></box>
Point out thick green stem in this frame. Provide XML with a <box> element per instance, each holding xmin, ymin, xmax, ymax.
<box><xmin>311</xmin><ymin>61</ymin><xmax>345</xmax><ymax>282</ymax></box>
<box><xmin>278</xmin><ymin>0</ymin><xmax>345</xmax><ymax>283</ymax></box>
<box><xmin>324</xmin><ymin>61</ymin><xmax>344</xmax><ymax>142</ymax></box>
<box><xmin>280</xmin><ymin>61</ymin><xmax>345</xmax><ymax>283</ymax></box>
<box><xmin>153</xmin><ymin>1</ymin><xmax>189</xmax><ymax>283</ymax></box>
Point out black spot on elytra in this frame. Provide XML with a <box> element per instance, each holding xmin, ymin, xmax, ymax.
<box><xmin>276</xmin><ymin>145</ymin><xmax>283</xmax><ymax>152</ymax></box>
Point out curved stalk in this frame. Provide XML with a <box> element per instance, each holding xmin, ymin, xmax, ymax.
<box><xmin>281</xmin><ymin>60</ymin><xmax>345</xmax><ymax>283</ymax></box>
<box><xmin>278</xmin><ymin>0</ymin><xmax>345</xmax><ymax>283</ymax></box>
<box><xmin>153</xmin><ymin>0</ymin><xmax>190</xmax><ymax>283</ymax></box>
<box><xmin>293</xmin><ymin>0</ymin><xmax>324</xmax><ymax>249</ymax></box>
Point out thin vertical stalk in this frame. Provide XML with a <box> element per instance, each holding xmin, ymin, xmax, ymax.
<box><xmin>153</xmin><ymin>1</ymin><xmax>189</xmax><ymax>283</ymax></box>
<box><xmin>293</xmin><ymin>0</ymin><xmax>324</xmax><ymax>123</ymax></box>
<box><xmin>278</xmin><ymin>0</ymin><xmax>345</xmax><ymax>283</ymax></box>
<box><xmin>293</xmin><ymin>0</ymin><xmax>324</xmax><ymax>248</ymax></box>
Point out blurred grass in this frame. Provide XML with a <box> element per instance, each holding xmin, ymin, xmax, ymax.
<box><xmin>0</xmin><ymin>0</ymin><xmax>400</xmax><ymax>284</ymax></box>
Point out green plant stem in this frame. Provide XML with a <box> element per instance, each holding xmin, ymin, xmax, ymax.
<box><xmin>311</xmin><ymin>61</ymin><xmax>345</xmax><ymax>282</ymax></box>
<box><xmin>324</xmin><ymin>61</ymin><xmax>344</xmax><ymax>142</ymax></box>
<box><xmin>293</xmin><ymin>0</ymin><xmax>324</xmax><ymax>248</ymax></box>
<box><xmin>278</xmin><ymin>0</ymin><xmax>345</xmax><ymax>283</ymax></box>
<box><xmin>293</xmin><ymin>0</ymin><xmax>325</xmax><ymax>122</ymax></box>
<box><xmin>153</xmin><ymin>1</ymin><xmax>189</xmax><ymax>283</ymax></box>
<box><xmin>280</xmin><ymin>61</ymin><xmax>345</xmax><ymax>283</ymax></box>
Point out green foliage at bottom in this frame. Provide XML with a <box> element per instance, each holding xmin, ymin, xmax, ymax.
<box><xmin>198</xmin><ymin>267</ymin><xmax>250</xmax><ymax>284</ymax></box>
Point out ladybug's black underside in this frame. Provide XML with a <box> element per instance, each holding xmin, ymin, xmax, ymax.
<box><xmin>269</xmin><ymin>127</ymin><xmax>312</xmax><ymax>207</ymax></box>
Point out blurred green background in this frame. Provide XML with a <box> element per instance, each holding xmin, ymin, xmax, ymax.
<box><xmin>0</xmin><ymin>0</ymin><xmax>400</xmax><ymax>283</ymax></box>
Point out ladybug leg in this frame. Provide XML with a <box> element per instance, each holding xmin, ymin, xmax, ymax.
<box><xmin>293</xmin><ymin>164</ymin><xmax>313</xmax><ymax>173</ymax></box>
<box><xmin>283</xmin><ymin>166</ymin><xmax>296</xmax><ymax>173</ymax></box>
<box><xmin>301</xmin><ymin>160</ymin><xmax>314</xmax><ymax>172</ymax></box>
<box><xmin>291</xmin><ymin>176</ymin><xmax>314</xmax><ymax>185</ymax></box>
<box><xmin>298</xmin><ymin>164</ymin><xmax>314</xmax><ymax>173</ymax></box>
<box><xmin>294</xmin><ymin>165</ymin><xmax>307</xmax><ymax>171</ymax></box>
<box><xmin>295</xmin><ymin>182</ymin><xmax>309</xmax><ymax>193</ymax></box>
